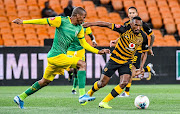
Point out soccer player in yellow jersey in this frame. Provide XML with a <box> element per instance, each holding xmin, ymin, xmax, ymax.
<box><xmin>67</xmin><ymin>26</ymin><xmax>97</xmax><ymax>94</ymax></box>
<box><xmin>83</xmin><ymin>16</ymin><xmax>149</xmax><ymax>108</ymax></box>
<box><xmin>12</xmin><ymin>7</ymin><xmax>110</xmax><ymax>109</ymax></box>
<box><xmin>110</xmin><ymin>6</ymin><xmax>156</xmax><ymax>97</ymax></box>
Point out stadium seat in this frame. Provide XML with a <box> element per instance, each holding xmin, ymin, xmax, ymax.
<box><xmin>4</xmin><ymin>39</ymin><xmax>16</xmax><ymax>46</ymax></box>
<box><xmin>139</xmin><ymin>12</ymin><xmax>149</xmax><ymax>22</ymax></box>
<box><xmin>0</xmin><ymin>28</ymin><xmax>11</xmax><ymax>34</ymax></box>
<box><xmin>0</xmin><ymin>16</ymin><xmax>8</xmax><ymax>22</ymax></box>
<box><xmin>2</xmin><ymin>34</ymin><xmax>14</xmax><ymax>40</ymax></box>
<box><xmin>15</xmin><ymin>0</ymin><xmax>26</xmax><ymax>5</ymax></box>
<box><xmin>14</xmin><ymin>34</ymin><xmax>26</xmax><ymax>40</ymax></box>
<box><xmin>0</xmin><ymin>22</ymin><xmax>10</xmax><ymax>29</ymax></box>
<box><xmin>18</xmin><ymin>11</ymin><xmax>29</xmax><ymax>17</ymax></box>
<box><xmin>12</xmin><ymin>28</ymin><xmax>24</xmax><ymax>34</ymax></box>
<box><xmin>27</xmin><ymin>0</ymin><xmax>37</xmax><ymax>6</ymax></box>
<box><xmin>17</xmin><ymin>5</ymin><xmax>28</xmax><ymax>11</ymax></box>
<box><xmin>38</xmin><ymin>34</ymin><xmax>49</xmax><ymax>40</ymax></box>
<box><xmin>111</xmin><ymin>0</ymin><xmax>123</xmax><ymax>11</ymax></box>
<box><xmin>100</xmin><ymin>0</ymin><xmax>111</xmax><ymax>5</ymax></box>
<box><xmin>26</xmin><ymin>34</ymin><xmax>38</xmax><ymax>40</ymax></box>
<box><xmin>16</xmin><ymin>39</ymin><xmax>28</xmax><ymax>46</ymax></box>
<box><xmin>27</xmin><ymin>39</ymin><xmax>40</xmax><ymax>46</ymax></box>
<box><xmin>123</xmin><ymin>18</ymin><xmax>130</xmax><ymax>24</ymax></box>
<box><xmin>165</xmin><ymin>23</ymin><xmax>176</xmax><ymax>34</ymax></box>
<box><xmin>0</xmin><ymin>38</ymin><xmax>4</xmax><ymax>45</ymax></box>
<box><xmin>151</xmin><ymin>17</ymin><xmax>163</xmax><ymax>29</ymax></box>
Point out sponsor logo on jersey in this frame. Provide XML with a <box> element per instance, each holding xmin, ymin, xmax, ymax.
<box><xmin>115</xmin><ymin>24</ymin><xmax>121</xmax><ymax>28</ymax></box>
<box><xmin>104</xmin><ymin>67</ymin><xmax>108</xmax><ymax>72</ymax></box>
<box><xmin>50</xmin><ymin>17</ymin><xmax>56</xmax><ymax>20</ymax></box>
<box><xmin>125</xmin><ymin>43</ymin><xmax>135</xmax><ymax>51</ymax></box>
<box><xmin>145</xmin><ymin>45</ymin><xmax>148</xmax><ymax>48</ymax></box>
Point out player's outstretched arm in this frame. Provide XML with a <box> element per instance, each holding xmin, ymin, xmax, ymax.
<box><xmin>79</xmin><ymin>38</ymin><xmax>110</xmax><ymax>55</ymax></box>
<box><xmin>110</xmin><ymin>38</ymin><xmax>119</xmax><ymax>47</ymax></box>
<box><xmin>148</xmin><ymin>34</ymin><xmax>155</xmax><ymax>56</ymax></box>
<box><xmin>12</xmin><ymin>18</ymin><xmax>48</xmax><ymax>25</ymax></box>
<box><xmin>82</xmin><ymin>21</ymin><xmax>113</xmax><ymax>29</ymax></box>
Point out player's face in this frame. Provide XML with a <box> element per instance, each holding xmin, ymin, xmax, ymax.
<box><xmin>131</xmin><ymin>19</ymin><xmax>142</xmax><ymax>34</ymax></box>
<box><xmin>76</xmin><ymin>12</ymin><xmax>86</xmax><ymax>25</ymax></box>
<box><xmin>128</xmin><ymin>9</ymin><xmax>138</xmax><ymax>20</ymax></box>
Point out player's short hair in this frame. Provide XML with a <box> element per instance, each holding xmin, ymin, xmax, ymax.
<box><xmin>128</xmin><ymin>6</ymin><xmax>137</xmax><ymax>12</ymax></box>
<box><xmin>72</xmin><ymin>7</ymin><xmax>86</xmax><ymax>16</ymax></box>
<box><xmin>132</xmin><ymin>16</ymin><xmax>142</xmax><ymax>21</ymax></box>
<box><xmin>132</xmin><ymin>16</ymin><xmax>142</xmax><ymax>23</ymax></box>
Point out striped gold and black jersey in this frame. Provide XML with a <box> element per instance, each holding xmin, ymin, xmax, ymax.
<box><xmin>110</xmin><ymin>24</ymin><xmax>148</xmax><ymax>64</ymax></box>
<box><xmin>124</xmin><ymin>20</ymin><xmax>153</xmax><ymax>53</ymax></box>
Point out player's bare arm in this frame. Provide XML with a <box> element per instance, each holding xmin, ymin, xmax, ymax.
<box><xmin>98</xmin><ymin>49</ymin><xmax>110</xmax><ymax>55</ymax></box>
<box><xmin>148</xmin><ymin>34</ymin><xmax>155</xmax><ymax>56</ymax></box>
<box><xmin>89</xmin><ymin>34</ymin><xmax>97</xmax><ymax>47</ymax></box>
<box><xmin>82</xmin><ymin>21</ymin><xmax>112</xmax><ymax>29</ymax></box>
<box><xmin>110</xmin><ymin>38</ymin><xmax>119</xmax><ymax>47</ymax></box>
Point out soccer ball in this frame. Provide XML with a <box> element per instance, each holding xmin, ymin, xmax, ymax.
<box><xmin>134</xmin><ymin>95</ymin><xmax>149</xmax><ymax>109</ymax></box>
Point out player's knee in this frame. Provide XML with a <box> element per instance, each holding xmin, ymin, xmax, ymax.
<box><xmin>98</xmin><ymin>80</ymin><xmax>107</xmax><ymax>88</ymax></box>
<box><xmin>119</xmin><ymin>81</ymin><xmax>128</xmax><ymax>89</ymax></box>
<box><xmin>79</xmin><ymin>61</ymin><xmax>86</xmax><ymax>69</ymax></box>
<box><xmin>39</xmin><ymin>78</ymin><xmax>51</xmax><ymax>87</ymax></box>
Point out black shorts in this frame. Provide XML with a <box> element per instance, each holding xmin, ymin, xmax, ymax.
<box><xmin>132</xmin><ymin>52</ymin><xmax>142</xmax><ymax>69</ymax></box>
<box><xmin>102</xmin><ymin>59</ymin><xmax>132</xmax><ymax>77</ymax></box>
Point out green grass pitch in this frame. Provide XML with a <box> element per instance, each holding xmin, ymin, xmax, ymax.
<box><xmin>0</xmin><ymin>85</ymin><xmax>180</xmax><ymax>114</ymax></box>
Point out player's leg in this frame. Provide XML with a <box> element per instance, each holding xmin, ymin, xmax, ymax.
<box><xmin>144</xmin><ymin>63</ymin><xmax>156</xmax><ymax>75</ymax></box>
<box><xmin>76</xmin><ymin>60</ymin><xmax>96</xmax><ymax>104</ymax></box>
<box><xmin>14</xmin><ymin>61</ymin><xmax>56</xmax><ymax>109</ymax></box>
<box><xmin>72</xmin><ymin>49</ymin><xmax>84</xmax><ymax>94</ymax></box>
<box><xmin>99</xmin><ymin>74</ymin><xmax>131</xmax><ymax>108</ymax></box>
<box><xmin>87</xmin><ymin>74</ymin><xmax>111</xmax><ymax>96</ymax></box>
<box><xmin>72</xmin><ymin>69</ymin><xmax>78</xmax><ymax>94</ymax></box>
<box><xmin>68</xmin><ymin>68</ymin><xmax>74</xmax><ymax>82</ymax></box>
<box><xmin>99</xmin><ymin>63</ymin><xmax>131</xmax><ymax>108</ymax></box>
<box><xmin>87</xmin><ymin>59</ymin><xmax>116</xmax><ymax>97</ymax></box>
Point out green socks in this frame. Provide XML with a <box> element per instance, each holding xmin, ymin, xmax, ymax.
<box><xmin>19</xmin><ymin>81</ymin><xmax>41</xmax><ymax>100</ymax></box>
<box><xmin>72</xmin><ymin>77</ymin><xmax>78</xmax><ymax>90</ymax></box>
<box><xmin>77</xmin><ymin>70</ymin><xmax>86</xmax><ymax>96</ymax></box>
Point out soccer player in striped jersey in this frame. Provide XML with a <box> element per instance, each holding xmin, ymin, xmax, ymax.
<box><xmin>12</xmin><ymin>7</ymin><xmax>110</xmax><ymax>109</ymax></box>
<box><xmin>83</xmin><ymin>16</ymin><xmax>148</xmax><ymax>108</ymax></box>
<box><xmin>110</xmin><ymin>6</ymin><xmax>156</xmax><ymax>97</ymax></box>
<box><xmin>66</xmin><ymin>27</ymin><xmax>97</xmax><ymax>95</ymax></box>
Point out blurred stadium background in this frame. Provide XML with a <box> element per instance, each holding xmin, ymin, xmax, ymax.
<box><xmin>0</xmin><ymin>0</ymin><xmax>180</xmax><ymax>113</ymax></box>
<box><xmin>0</xmin><ymin>0</ymin><xmax>179</xmax><ymax>47</ymax></box>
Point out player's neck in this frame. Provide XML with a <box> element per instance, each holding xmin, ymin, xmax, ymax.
<box><xmin>70</xmin><ymin>17</ymin><xmax>77</xmax><ymax>25</ymax></box>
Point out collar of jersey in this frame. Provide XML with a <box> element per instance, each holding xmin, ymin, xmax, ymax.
<box><xmin>68</xmin><ymin>16</ymin><xmax>72</xmax><ymax>24</ymax></box>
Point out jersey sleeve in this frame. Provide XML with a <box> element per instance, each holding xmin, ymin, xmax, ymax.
<box><xmin>142</xmin><ymin>22</ymin><xmax>153</xmax><ymax>36</ymax></box>
<box><xmin>141</xmin><ymin>32</ymin><xmax>149</xmax><ymax>52</ymax></box>
<box><xmin>112</xmin><ymin>24</ymin><xmax>126</xmax><ymax>33</ymax></box>
<box><xmin>77</xmin><ymin>26</ymin><xmax>85</xmax><ymax>39</ymax></box>
<box><xmin>47</xmin><ymin>16</ymin><xmax>61</xmax><ymax>28</ymax></box>
<box><xmin>85</xmin><ymin>27</ymin><xmax>92</xmax><ymax>35</ymax></box>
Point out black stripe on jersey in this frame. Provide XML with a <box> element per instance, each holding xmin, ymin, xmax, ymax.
<box><xmin>116</xmin><ymin>43</ymin><xmax>132</xmax><ymax>57</ymax></box>
<box><xmin>111</xmin><ymin>53</ymin><xmax>128</xmax><ymax>61</ymax></box>
<box><xmin>120</xmin><ymin>37</ymin><xmax>129</xmax><ymax>48</ymax></box>
<box><xmin>118</xmin><ymin>39</ymin><xmax>132</xmax><ymax>55</ymax></box>
<box><xmin>115</xmin><ymin>47</ymin><xmax>131</xmax><ymax>58</ymax></box>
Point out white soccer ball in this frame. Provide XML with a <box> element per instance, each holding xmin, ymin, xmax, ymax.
<box><xmin>134</xmin><ymin>95</ymin><xmax>149</xmax><ymax>109</ymax></box>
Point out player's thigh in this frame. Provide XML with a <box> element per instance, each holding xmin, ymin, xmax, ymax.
<box><xmin>132</xmin><ymin>53</ymin><xmax>142</xmax><ymax>69</ymax></box>
<box><xmin>102</xmin><ymin>59</ymin><xmax>119</xmax><ymax>77</ymax></box>
<box><xmin>76</xmin><ymin>49</ymin><xmax>85</xmax><ymax>61</ymax></box>
<box><xmin>48</xmin><ymin>54</ymin><xmax>80</xmax><ymax>69</ymax></box>
<box><xmin>118</xmin><ymin>63</ymin><xmax>132</xmax><ymax>77</ymax></box>
<box><xmin>43</xmin><ymin>62</ymin><xmax>57</xmax><ymax>81</ymax></box>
